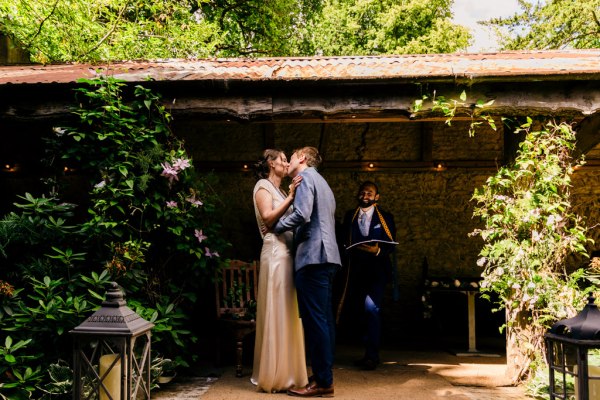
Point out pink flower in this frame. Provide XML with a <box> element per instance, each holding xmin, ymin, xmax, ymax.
<box><xmin>205</xmin><ymin>247</ymin><xmax>220</xmax><ymax>258</ymax></box>
<box><xmin>161</xmin><ymin>162</ymin><xmax>179</xmax><ymax>183</ymax></box>
<box><xmin>173</xmin><ymin>158</ymin><xmax>191</xmax><ymax>171</ymax></box>
<box><xmin>195</xmin><ymin>229</ymin><xmax>207</xmax><ymax>243</ymax></box>
<box><xmin>186</xmin><ymin>196</ymin><xmax>203</xmax><ymax>207</ymax></box>
<box><xmin>166</xmin><ymin>201</ymin><xmax>178</xmax><ymax>208</ymax></box>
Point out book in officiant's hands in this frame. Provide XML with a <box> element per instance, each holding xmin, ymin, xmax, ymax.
<box><xmin>345</xmin><ymin>239</ymin><xmax>399</xmax><ymax>250</ymax></box>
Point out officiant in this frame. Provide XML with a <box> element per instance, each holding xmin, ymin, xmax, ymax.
<box><xmin>336</xmin><ymin>180</ymin><xmax>397</xmax><ymax>370</ymax></box>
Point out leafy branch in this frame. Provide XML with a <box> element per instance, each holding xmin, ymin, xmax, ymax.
<box><xmin>412</xmin><ymin>90</ymin><xmax>496</xmax><ymax>136</ymax></box>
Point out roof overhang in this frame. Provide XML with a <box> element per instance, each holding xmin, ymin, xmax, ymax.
<box><xmin>0</xmin><ymin>49</ymin><xmax>599</xmax><ymax>124</ymax></box>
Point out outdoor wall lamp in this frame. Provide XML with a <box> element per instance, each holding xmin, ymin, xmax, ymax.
<box><xmin>70</xmin><ymin>282</ymin><xmax>154</xmax><ymax>400</ymax></box>
<box><xmin>2</xmin><ymin>163</ymin><xmax>19</xmax><ymax>173</ymax></box>
<box><xmin>545</xmin><ymin>296</ymin><xmax>600</xmax><ymax>399</ymax></box>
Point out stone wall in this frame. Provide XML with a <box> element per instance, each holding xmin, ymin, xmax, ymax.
<box><xmin>175</xmin><ymin>119</ymin><xmax>516</xmax><ymax>341</ymax></box>
<box><xmin>176</xmin><ymin>118</ymin><xmax>600</xmax><ymax>343</ymax></box>
<box><xmin>3</xmin><ymin>116</ymin><xmax>599</xmax><ymax>344</ymax></box>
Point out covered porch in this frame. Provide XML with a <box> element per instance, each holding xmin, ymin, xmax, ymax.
<box><xmin>1</xmin><ymin>49</ymin><xmax>600</xmax><ymax>354</ymax></box>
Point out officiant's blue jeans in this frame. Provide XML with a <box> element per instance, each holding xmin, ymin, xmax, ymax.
<box><xmin>295</xmin><ymin>263</ymin><xmax>337</xmax><ymax>387</ymax></box>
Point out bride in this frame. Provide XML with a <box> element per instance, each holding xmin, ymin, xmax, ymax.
<box><xmin>250</xmin><ymin>149</ymin><xmax>308</xmax><ymax>393</ymax></box>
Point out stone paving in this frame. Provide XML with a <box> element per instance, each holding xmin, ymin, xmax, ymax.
<box><xmin>152</xmin><ymin>373</ymin><xmax>529</xmax><ymax>400</ymax></box>
<box><xmin>460</xmin><ymin>386</ymin><xmax>529</xmax><ymax>400</ymax></box>
<box><xmin>151</xmin><ymin>344</ymin><xmax>531</xmax><ymax>400</ymax></box>
<box><xmin>153</xmin><ymin>377</ymin><xmax>217</xmax><ymax>399</ymax></box>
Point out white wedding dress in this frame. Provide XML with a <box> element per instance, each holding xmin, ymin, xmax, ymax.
<box><xmin>250</xmin><ymin>179</ymin><xmax>308</xmax><ymax>393</ymax></box>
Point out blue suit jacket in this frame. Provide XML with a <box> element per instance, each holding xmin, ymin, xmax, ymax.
<box><xmin>273</xmin><ymin>167</ymin><xmax>341</xmax><ymax>270</ymax></box>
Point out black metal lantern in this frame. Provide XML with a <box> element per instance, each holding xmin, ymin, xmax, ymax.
<box><xmin>546</xmin><ymin>296</ymin><xmax>600</xmax><ymax>399</ymax></box>
<box><xmin>70</xmin><ymin>282</ymin><xmax>154</xmax><ymax>400</ymax></box>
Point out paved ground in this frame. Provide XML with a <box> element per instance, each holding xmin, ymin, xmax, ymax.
<box><xmin>153</xmin><ymin>343</ymin><xmax>531</xmax><ymax>399</ymax></box>
<box><xmin>154</xmin><ymin>377</ymin><xmax>216</xmax><ymax>400</ymax></box>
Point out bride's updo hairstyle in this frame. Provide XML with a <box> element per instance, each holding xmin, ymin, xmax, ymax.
<box><xmin>254</xmin><ymin>149</ymin><xmax>283</xmax><ymax>180</ymax></box>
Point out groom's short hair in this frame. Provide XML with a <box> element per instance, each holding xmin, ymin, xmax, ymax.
<box><xmin>295</xmin><ymin>146</ymin><xmax>322</xmax><ymax>168</ymax></box>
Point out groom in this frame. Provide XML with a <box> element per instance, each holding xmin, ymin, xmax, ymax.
<box><xmin>273</xmin><ymin>146</ymin><xmax>341</xmax><ymax>397</ymax></box>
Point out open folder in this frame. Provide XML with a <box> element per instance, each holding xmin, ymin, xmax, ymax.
<box><xmin>345</xmin><ymin>239</ymin><xmax>399</xmax><ymax>250</ymax></box>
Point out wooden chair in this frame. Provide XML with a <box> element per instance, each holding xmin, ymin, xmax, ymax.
<box><xmin>214</xmin><ymin>259</ymin><xmax>259</xmax><ymax>377</ymax></box>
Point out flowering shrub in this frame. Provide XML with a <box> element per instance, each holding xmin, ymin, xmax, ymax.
<box><xmin>53</xmin><ymin>77</ymin><xmax>228</xmax><ymax>349</ymax></box>
<box><xmin>0</xmin><ymin>76</ymin><xmax>228</xmax><ymax>396</ymax></box>
<box><xmin>55</xmin><ymin>77</ymin><xmax>228</xmax><ymax>284</ymax></box>
<box><xmin>470</xmin><ymin>119</ymin><xmax>595</xmax><ymax>382</ymax></box>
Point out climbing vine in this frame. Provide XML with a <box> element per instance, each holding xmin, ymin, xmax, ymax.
<box><xmin>471</xmin><ymin>118</ymin><xmax>596</xmax><ymax>383</ymax></box>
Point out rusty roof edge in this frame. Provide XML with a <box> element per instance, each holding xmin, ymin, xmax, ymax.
<box><xmin>1</xmin><ymin>49</ymin><xmax>600</xmax><ymax>86</ymax></box>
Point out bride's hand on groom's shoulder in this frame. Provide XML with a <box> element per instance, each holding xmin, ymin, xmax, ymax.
<box><xmin>288</xmin><ymin>175</ymin><xmax>303</xmax><ymax>198</ymax></box>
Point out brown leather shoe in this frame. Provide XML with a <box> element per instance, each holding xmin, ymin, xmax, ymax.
<box><xmin>287</xmin><ymin>382</ymin><xmax>334</xmax><ymax>397</ymax></box>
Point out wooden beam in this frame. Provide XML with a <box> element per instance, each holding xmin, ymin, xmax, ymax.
<box><xmin>194</xmin><ymin>160</ymin><xmax>502</xmax><ymax>172</ymax></box>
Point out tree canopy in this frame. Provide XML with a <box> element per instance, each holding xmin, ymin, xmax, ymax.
<box><xmin>0</xmin><ymin>0</ymin><xmax>471</xmax><ymax>63</ymax></box>
<box><xmin>302</xmin><ymin>0</ymin><xmax>470</xmax><ymax>55</ymax></box>
<box><xmin>483</xmin><ymin>0</ymin><xmax>600</xmax><ymax>50</ymax></box>
<box><xmin>0</xmin><ymin>0</ymin><xmax>221</xmax><ymax>63</ymax></box>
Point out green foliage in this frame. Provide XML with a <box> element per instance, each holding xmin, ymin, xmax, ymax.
<box><xmin>38</xmin><ymin>360</ymin><xmax>72</xmax><ymax>398</ymax></box>
<box><xmin>0</xmin><ymin>274</ymin><xmax>107</xmax><ymax>398</ymax></box>
<box><xmin>50</xmin><ymin>75</ymin><xmax>228</xmax><ymax>361</ymax></box>
<box><xmin>127</xmin><ymin>296</ymin><xmax>194</xmax><ymax>366</ymax></box>
<box><xmin>0</xmin><ymin>0</ymin><xmax>221</xmax><ymax>63</ymax></box>
<box><xmin>54</xmin><ymin>77</ymin><xmax>228</xmax><ymax>293</ymax></box>
<box><xmin>483</xmin><ymin>0</ymin><xmax>600</xmax><ymax>50</ymax></box>
<box><xmin>150</xmin><ymin>355</ymin><xmax>176</xmax><ymax>390</ymax></box>
<box><xmin>199</xmin><ymin>0</ymin><xmax>319</xmax><ymax>56</ymax></box>
<box><xmin>0</xmin><ymin>336</ymin><xmax>42</xmax><ymax>399</ymax></box>
<box><xmin>470</xmin><ymin>118</ymin><xmax>595</xmax><ymax>380</ymax></box>
<box><xmin>0</xmin><ymin>0</ymin><xmax>472</xmax><ymax>62</ymax></box>
<box><xmin>0</xmin><ymin>191</ymin><xmax>109</xmax><ymax>397</ymax></box>
<box><xmin>523</xmin><ymin>357</ymin><xmax>555</xmax><ymax>399</ymax></box>
<box><xmin>0</xmin><ymin>194</ymin><xmax>81</xmax><ymax>279</ymax></box>
<box><xmin>412</xmin><ymin>90</ymin><xmax>496</xmax><ymax>136</ymax></box>
<box><xmin>0</xmin><ymin>77</ymin><xmax>228</xmax><ymax>396</ymax></box>
<box><xmin>298</xmin><ymin>0</ymin><xmax>471</xmax><ymax>55</ymax></box>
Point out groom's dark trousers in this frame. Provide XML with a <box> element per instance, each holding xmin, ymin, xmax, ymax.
<box><xmin>295</xmin><ymin>263</ymin><xmax>338</xmax><ymax>388</ymax></box>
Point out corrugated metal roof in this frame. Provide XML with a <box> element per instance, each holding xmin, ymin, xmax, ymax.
<box><xmin>1</xmin><ymin>49</ymin><xmax>599</xmax><ymax>85</ymax></box>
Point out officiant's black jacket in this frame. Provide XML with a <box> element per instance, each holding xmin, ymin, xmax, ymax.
<box><xmin>335</xmin><ymin>205</ymin><xmax>396</xmax><ymax>327</ymax></box>
<box><xmin>343</xmin><ymin>205</ymin><xmax>396</xmax><ymax>262</ymax></box>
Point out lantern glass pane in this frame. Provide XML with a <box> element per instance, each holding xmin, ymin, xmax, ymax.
<box><xmin>77</xmin><ymin>338</ymin><xmax>126</xmax><ymax>400</ymax></box>
<box><xmin>549</xmin><ymin>340</ymin><xmax>577</xmax><ymax>398</ymax></box>
<box><xmin>130</xmin><ymin>333</ymin><xmax>152</xmax><ymax>400</ymax></box>
<box><xmin>587</xmin><ymin>349</ymin><xmax>600</xmax><ymax>399</ymax></box>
